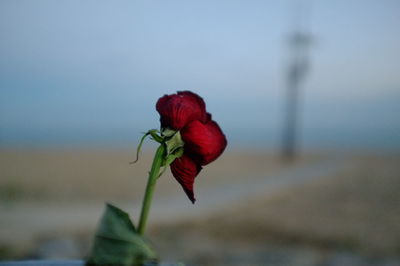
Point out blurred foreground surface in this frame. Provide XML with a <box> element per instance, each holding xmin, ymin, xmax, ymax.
<box><xmin>0</xmin><ymin>149</ymin><xmax>399</xmax><ymax>266</ymax></box>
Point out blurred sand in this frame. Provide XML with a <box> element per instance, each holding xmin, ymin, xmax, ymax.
<box><xmin>0</xmin><ymin>148</ymin><xmax>315</xmax><ymax>202</ymax></box>
<box><xmin>149</xmin><ymin>154</ymin><xmax>400</xmax><ymax>265</ymax></box>
<box><xmin>1</xmin><ymin>149</ymin><xmax>399</xmax><ymax>265</ymax></box>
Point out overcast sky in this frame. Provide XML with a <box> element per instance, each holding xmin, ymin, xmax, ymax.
<box><xmin>1</xmin><ymin>0</ymin><xmax>399</xmax><ymax>149</ymax></box>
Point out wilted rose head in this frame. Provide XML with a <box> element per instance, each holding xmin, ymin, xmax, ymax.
<box><xmin>156</xmin><ymin>91</ymin><xmax>227</xmax><ymax>203</ymax></box>
<box><xmin>156</xmin><ymin>91</ymin><xmax>208</xmax><ymax>130</ymax></box>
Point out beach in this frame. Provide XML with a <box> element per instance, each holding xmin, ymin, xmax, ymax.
<box><xmin>1</xmin><ymin>148</ymin><xmax>399</xmax><ymax>265</ymax></box>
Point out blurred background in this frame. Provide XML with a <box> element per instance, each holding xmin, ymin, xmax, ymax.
<box><xmin>1</xmin><ymin>0</ymin><xmax>399</xmax><ymax>265</ymax></box>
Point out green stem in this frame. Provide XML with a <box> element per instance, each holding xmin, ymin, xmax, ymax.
<box><xmin>137</xmin><ymin>144</ymin><xmax>165</xmax><ymax>235</ymax></box>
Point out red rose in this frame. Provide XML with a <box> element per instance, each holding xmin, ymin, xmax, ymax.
<box><xmin>156</xmin><ymin>91</ymin><xmax>227</xmax><ymax>203</ymax></box>
<box><xmin>156</xmin><ymin>91</ymin><xmax>208</xmax><ymax>130</ymax></box>
<box><xmin>170</xmin><ymin>153</ymin><xmax>202</xmax><ymax>203</ymax></box>
<box><xmin>181</xmin><ymin>119</ymin><xmax>227</xmax><ymax>165</ymax></box>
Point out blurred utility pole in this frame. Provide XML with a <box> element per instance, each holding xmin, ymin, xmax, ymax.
<box><xmin>281</xmin><ymin>1</ymin><xmax>313</xmax><ymax>162</ymax></box>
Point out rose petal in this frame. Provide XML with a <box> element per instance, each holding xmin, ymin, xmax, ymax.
<box><xmin>156</xmin><ymin>91</ymin><xmax>207</xmax><ymax>130</ymax></box>
<box><xmin>170</xmin><ymin>153</ymin><xmax>202</xmax><ymax>203</ymax></box>
<box><xmin>181</xmin><ymin>119</ymin><xmax>227</xmax><ymax>165</ymax></box>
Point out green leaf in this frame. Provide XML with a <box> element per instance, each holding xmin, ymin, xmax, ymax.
<box><xmin>86</xmin><ymin>203</ymin><xmax>158</xmax><ymax>266</ymax></box>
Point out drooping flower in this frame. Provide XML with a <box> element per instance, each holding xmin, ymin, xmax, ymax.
<box><xmin>156</xmin><ymin>91</ymin><xmax>227</xmax><ymax>203</ymax></box>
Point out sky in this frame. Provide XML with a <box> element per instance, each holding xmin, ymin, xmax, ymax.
<box><xmin>0</xmin><ymin>0</ymin><xmax>399</xmax><ymax>150</ymax></box>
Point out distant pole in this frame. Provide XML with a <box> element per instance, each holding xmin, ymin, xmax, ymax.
<box><xmin>281</xmin><ymin>1</ymin><xmax>312</xmax><ymax>162</ymax></box>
